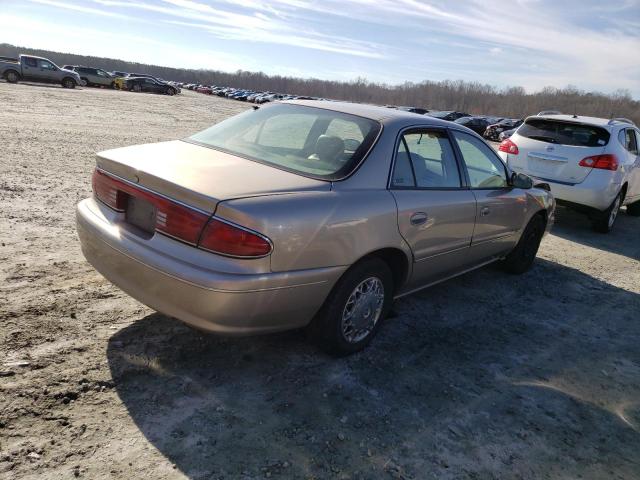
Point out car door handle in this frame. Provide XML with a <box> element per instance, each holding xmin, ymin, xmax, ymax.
<box><xmin>410</xmin><ymin>212</ymin><xmax>428</xmax><ymax>225</ymax></box>
<box><xmin>480</xmin><ymin>207</ymin><xmax>491</xmax><ymax>216</ymax></box>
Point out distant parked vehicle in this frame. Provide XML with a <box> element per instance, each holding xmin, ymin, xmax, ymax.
<box><xmin>125</xmin><ymin>77</ymin><xmax>178</xmax><ymax>95</ymax></box>
<box><xmin>65</xmin><ymin>66</ymin><xmax>116</xmax><ymax>88</ymax></box>
<box><xmin>1</xmin><ymin>54</ymin><xmax>81</xmax><ymax>88</ymax></box>
<box><xmin>427</xmin><ymin>111</ymin><xmax>470</xmax><ymax>121</ymax></box>
<box><xmin>454</xmin><ymin>116</ymin><xmax>498</xmax><ymax>135</ymax></box>
<box><xmin>394</xmin><ymin>106</ymin><xmax>430</xmax><ymax>115</ymax></box>
<box><xmin>499</xmin><ymin>114</ymin><xmax>640</xmax><ymax>232</ymax></box>
<box><xmin>498</xmin><ymin>128</ymin><xmax>518</xmax><ymax>141</ymax></box>
<box><xmin>484</xmin><ymin>119</ymin><xmax>524</xmax><ymax>141</ymax></box>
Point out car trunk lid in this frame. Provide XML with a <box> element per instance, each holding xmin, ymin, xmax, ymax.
<box><xmin>96</xmin><ymin>140</ymin><xmax>331</xmax><ymax>213</ymax></box>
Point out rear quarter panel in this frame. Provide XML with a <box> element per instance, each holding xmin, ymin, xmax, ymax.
<box><xmin>215</xmin><ymin>190</ymin><xmax>411</xmax><ymax>273</ymax></box>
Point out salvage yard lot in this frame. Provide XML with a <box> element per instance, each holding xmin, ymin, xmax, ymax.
<box><xmin>1</xmin><ymin>82</ymin><xmax>639</xmax><ymax>480</ymax></box>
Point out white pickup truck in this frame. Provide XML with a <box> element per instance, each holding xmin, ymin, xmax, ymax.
<box><xmin>0</xmin><ymin>54</ymin><xmax>81</xmax><ymax>89</ymax></box>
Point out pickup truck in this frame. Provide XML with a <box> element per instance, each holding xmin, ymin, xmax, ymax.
<box><xmin>0</xmin><ymin>54</ymin><xmax>82</xmax><ymax>89</ymax></box>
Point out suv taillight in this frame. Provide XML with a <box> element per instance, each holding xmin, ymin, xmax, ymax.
<box><xmin>499</xmin><ymin>138</ymin><xmax>519</xmax><ymax>154</ymax></box>
<box><xmin>91</xmin><ymin>168</ymin><xmax>272</xmax><ymax>257</ymax></box>
<box><xmin>198</xmin><ymin>218</ymin><xmax>272</xmax><ymax>257</ymax></box>
<box><xmin>578</xmin><ymin>154</ymin><xmax>618</xmax><ymax>171</ymax></box>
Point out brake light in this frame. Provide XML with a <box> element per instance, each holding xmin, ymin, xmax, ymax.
<box><xmin>198</xmin><ymin>218</ymin><xmax>272</xmax><ymax>257</ymax></box>
<box><xmin>578</xmin><ymin>154</ymin><xmax>618</xmax><ymax>171</ymax></box>
<box><xmin>499</xmin><ymin>138</ymin><xmax>519</xmax><ymax>154</ymax></box>
<box><xmin>92</xmin><ymin>169</ymin><xmax>127</xmax><ymax>211</ymax></box>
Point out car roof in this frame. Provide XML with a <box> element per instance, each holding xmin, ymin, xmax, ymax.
<box><xmin>530</xmin><ymin>114</ymin><xmax>629</xmax><ymax>129</ymax></box>
<box><xmin>284</xmin><ymin>100</ymin><xmax>454</xmax><ymax>128</ymax></box>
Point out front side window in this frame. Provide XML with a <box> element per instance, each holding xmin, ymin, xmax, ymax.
<box><xmin>188</xmin><ymin>104</ymin><xmax>381</xmax><ymax>180</ymax></box>
<box><xmin>392</xmin><ymin>131</ymin><xmax>461</xmax><ymax>188</ymax></box>
<box><xmin>452</xmin><ymin>131</ymin><xmax>508</xmax><ymax>189</ymax></box>
<box><xmin>39</xmin><ymin>60</ymin><xmax>55</xmax><ymax>70</ymax></box>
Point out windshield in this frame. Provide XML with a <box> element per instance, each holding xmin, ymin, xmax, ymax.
<box><xmin>519</xmin><ymin>118</ymin><xmax>610</xmax><ymax>147</ymax></box>
<box><xmin>188</xmin><ymin>103</ymin><xmax>382</xmax><ymax>180</ymax></box>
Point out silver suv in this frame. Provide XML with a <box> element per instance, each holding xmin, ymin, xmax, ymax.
<box><xmin>499</xmin><ymin>114</ymin><xmax>640</xmax><ymax>232</ymax></box>
<box><xmin>64</xmin><ymin>66</ymin><xmax>115</xmax><ymax>88</ymax></box>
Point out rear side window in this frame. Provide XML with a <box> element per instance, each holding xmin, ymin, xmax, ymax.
<box><xmin>624</xmin><ymin>129</ymin><xmax>638</xmax><ymax>155</ymax></box>
<box><xmin>23</xmin><ymin>57</ymin><xmax>37</xmax><ymax>67</ymax></box>
<box><xmin>519</xmin><ymin>119</ymin><xmax>610</xmax><ymax>147</ymax></box>
<box><xmin>399</xmin><ymin>131</ymin><xmax>461</xmax><ymax>188</ymax></box>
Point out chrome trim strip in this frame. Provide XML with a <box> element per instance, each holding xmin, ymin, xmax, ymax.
<box><xmin>394</xmin><ymin>257</ymin><xmax>500</xmax><ymax>299</ymax></box>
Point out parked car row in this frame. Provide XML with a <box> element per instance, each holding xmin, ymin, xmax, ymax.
<box><xmin>0</xmin><ymin>53</ymin><xmax>181</xmax><ymax>96</ymax></box>
<box><xmin>184</xmin><ymin>83</ymin><xmax>318</xmax><ymax>104</ymax></box>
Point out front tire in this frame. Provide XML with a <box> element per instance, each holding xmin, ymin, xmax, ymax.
<box><xmin>110</xmin><ymin>81</ymin><xmax>116</xmax><ymax>89</ymax></box>
<box><xmin>500</xmin><ymin>214</ymin><xmax>545</xmax><ymax>274</ymax></box>
<box><xmin>62</xmin><ymin>77</ymin><xmax>76</xmax><ymax>89</ymax></box>
<box><xmin>166</xmin><ymin>87</ymin><xmax>176</xmax><ymax>96</ymax></box>
<box><xmin>308</xmin><ymin>258</ymin><xmax>393</xmax><ymax>355</ymax></box>
<box><xmin>592</xmin><ymin>191</ymin><xmax>622</xmax><ymax>233</ymax></box>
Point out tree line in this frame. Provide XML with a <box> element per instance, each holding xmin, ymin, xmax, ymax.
<box><xmin>2</xmin><ymin>43</ymin><xmax>638</xmax><ymax>123</ymax></box>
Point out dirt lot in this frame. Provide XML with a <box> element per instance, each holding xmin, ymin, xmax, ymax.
<box><xmin>1</xmin><ymin>81</ymin><xmax>639</xmax><ymax>480</ymax></box>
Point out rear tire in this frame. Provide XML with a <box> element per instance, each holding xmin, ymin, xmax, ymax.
<box><xmin>308</xmin><ymin>258</ymin><xmax>393</xmax><ymax>355</ymax></box>
<box><xmin>626</xmin><ymin>200</ymin><xmax>640</xmax><ymax>217</ymax></box>
<box><xmin>5</xmin><ymin>70</ymin><xmax>19</xmax><ymax>83</ymax></box>
<box><xmin>110</xmin><ymin>81</ymin><xmax>116</xmax><ymax>89</ymax></box>
<box><xmin>592</xmin><ymin>191</ymin><xmax>622</xmax><ymax>233</ymax></box>
<box><xmin>500</xmin><ymin>214</ymin><xmax>545</xmax><ymax>274</ymax></box>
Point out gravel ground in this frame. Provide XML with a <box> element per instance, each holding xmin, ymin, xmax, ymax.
<box><xmin>1</xmin><ymin>81</ymin><xmax>639</xmax><ymax>480</ymax></box>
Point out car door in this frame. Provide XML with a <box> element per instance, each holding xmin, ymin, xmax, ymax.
<box><xmin>36</xmin><ymin>59</ymin><xmax>59</xmax><ymax>83</ymax></box>
<box><xmin>621</xmin><ymin>128</ymin><xmax>640</xmax><ymax>202</ymax></box>
<box><xmin>451</xmin><ymin>130</ymin><xmax>527</xmax><ymax>260</ymax></box>
<box><xmin>390</xmin><ymin>128</ymin><xmax>477</xmax><ymax>289</ymax></box>
<box><xmin>20</xmin><ymin>57</ymin><xmax>39</xmax><ymax>81</ymax></box>
<box><xmin>95</xmin><ymin>69</ymin><xmax>111</xmax><ymax>86</ymax></box>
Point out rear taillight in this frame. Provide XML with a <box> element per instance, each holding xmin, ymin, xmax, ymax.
<box><xmin>92</xmin><ymin>169</ymin><xmax>127</xmax><ymax>211</ymax></box>
<box><xmin>198</xmin><ymin>218</ymin><xmax>272</xmax><ymax>257</ymax></box>
<box><xmin>578</xmin><ymin>154</ymin><xmax>618</xmax><ymax>171</ymax></box>
<box><xmin>91</xmin><ymin>168</ymin><xmax>272</xmax><ymax>257</ymax></box>
<box><xmin>499</xmin><ymin>138</ymin><xmax>519</xmax><ymax>154</ymax></box>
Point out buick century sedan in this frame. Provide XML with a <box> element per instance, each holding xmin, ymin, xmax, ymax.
<box><xmin>76</xmin><ymin>101</ymin><xmax>555</xmax><ymax>354</ymax></box>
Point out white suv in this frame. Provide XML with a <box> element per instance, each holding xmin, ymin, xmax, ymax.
<box><xmin>498</xmin><ymin>114</ymin><xmax>640</xmax><ymax>232</ymax></box>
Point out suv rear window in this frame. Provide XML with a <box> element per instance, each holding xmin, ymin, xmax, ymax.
<box><xmin>188</xmin><ymin>104</ymin><xmax>381</xmax><ymax>181</ymax></box>
<box><xmin>519</xmin><ymin>118</ymin><xmax>610</xmax><ymax>147</ymax></box>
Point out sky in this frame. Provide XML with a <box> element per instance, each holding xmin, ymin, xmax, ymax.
<box><xmin>1</xmin><ymin>0</ymin><xmax>639</xmax><ymax>97</ymax></box>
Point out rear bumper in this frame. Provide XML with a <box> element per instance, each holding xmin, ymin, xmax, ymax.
<box><xmin>526</xmin><ymin>171</ymin><xmax>620</xmax><ymax>212</ymax></box>
<box><xmin>76</xmin><ymin>198</ymin><xmax>345</xmax><ymax>335</ymax></box>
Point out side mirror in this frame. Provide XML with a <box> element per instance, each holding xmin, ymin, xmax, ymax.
<box><xmin>510</xmin><ymin>172</ymin><xmax>533</xmax><ymax>189</ymax></box>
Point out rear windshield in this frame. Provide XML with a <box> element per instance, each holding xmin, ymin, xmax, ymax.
<box><xmin>188</xmin><ymin>103</ymin><xmax>381</xmax><ymax>180</ymax></box>
<box><xmin>519</xmin><ymin>118</ymin><xmax>610</xmax><ymax>147</ymax></box>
